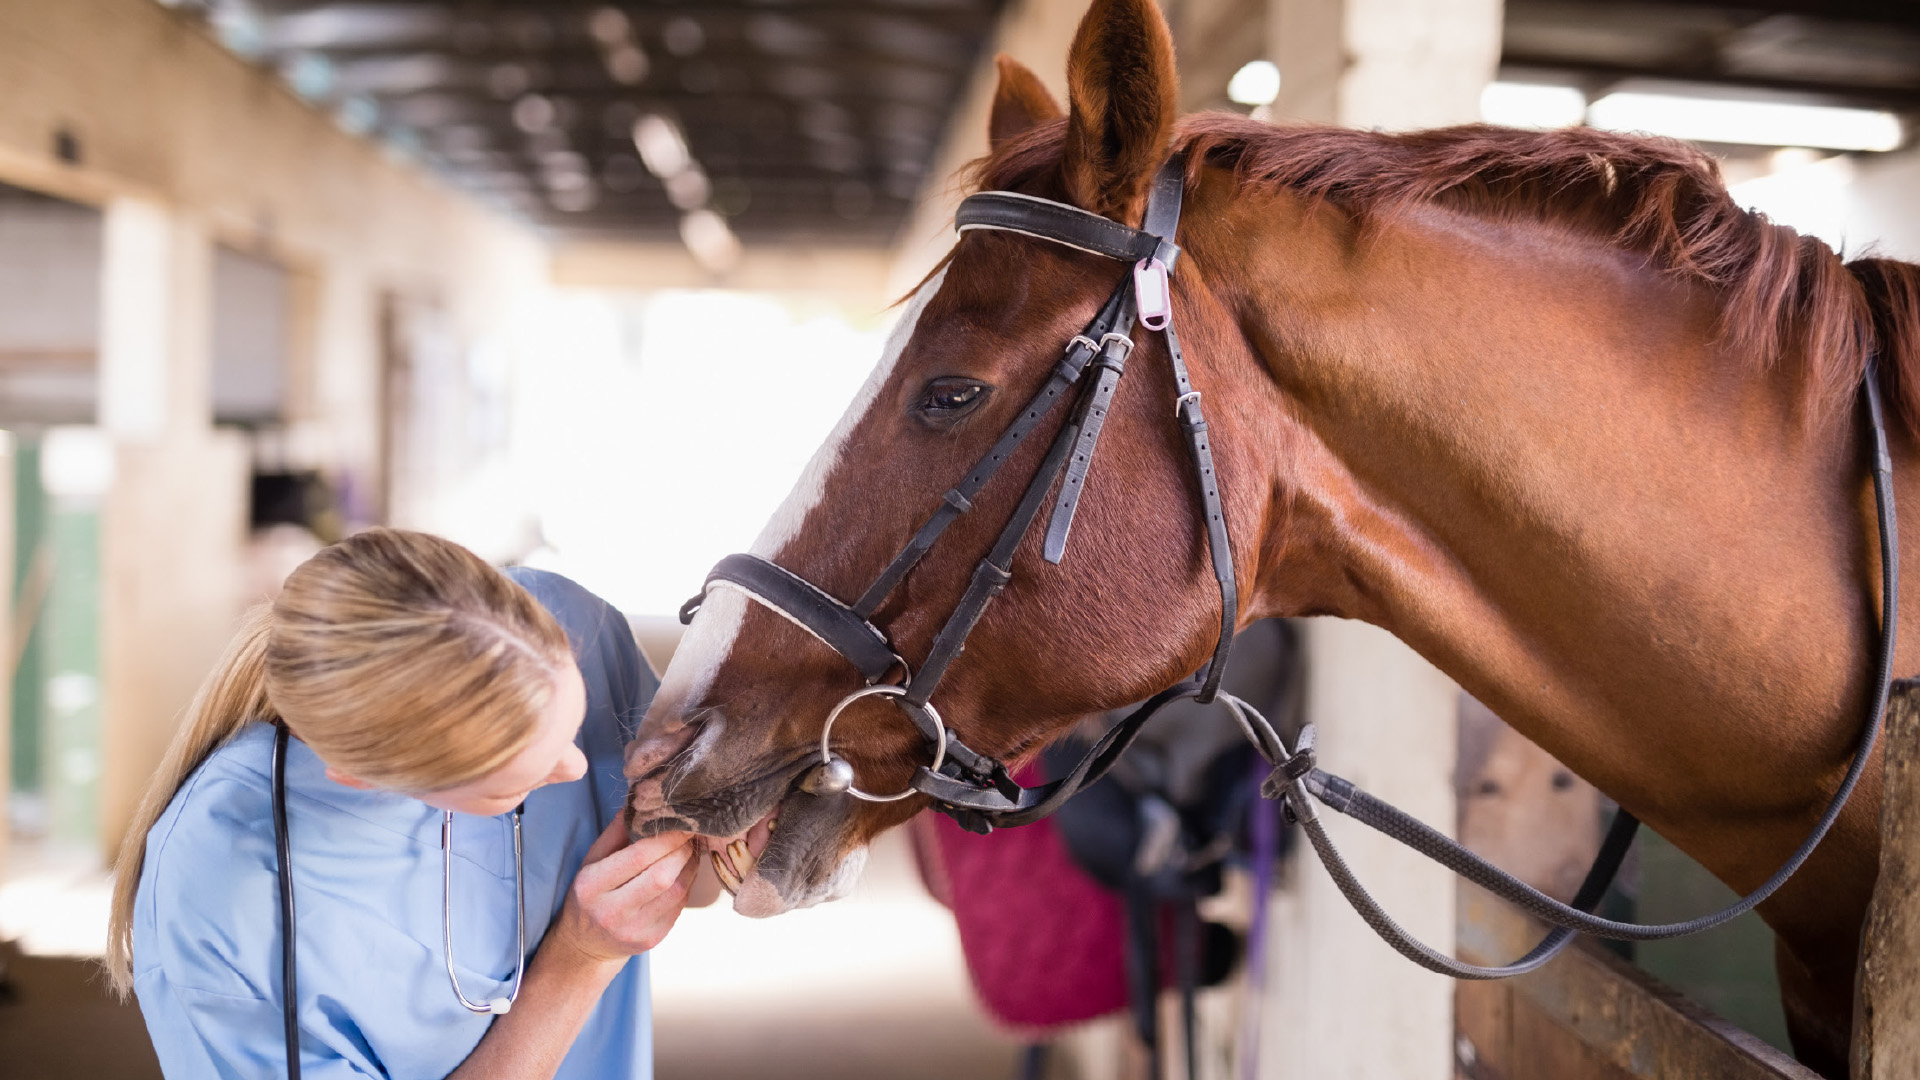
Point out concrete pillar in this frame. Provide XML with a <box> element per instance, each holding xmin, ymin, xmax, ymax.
<box><xmin>887</xmin><ymin>0</ymin><xmax>1086</xmax><ymax>295</ymax></box>
<box><xmin>94</xmin><ymin>196</ymin><xmax>247</xmax><ymax>856</ymax></box>
<box><xmin>1252</xmin><ymin>4</ymin><xmax>1500</xmax><ymax>1078</ymax></box>
<box><xmin>1256</xmin><ymin>620</ymin><xmax>1460</xmax><ymax>1080</ymax></box>
<box><xmin>1269</xmin><ymin>0</ymin><xmax>1503</xmax><ymax>129</ymax></box>
<box><xmin>98</xmin><ymin>197</ymin><xmax>212</xmax><ymax>443</ymax></box>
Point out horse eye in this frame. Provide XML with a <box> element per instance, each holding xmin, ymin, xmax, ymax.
<box><xmin>916</xmin><ymin>378</ymin><xmax>990</xmax><ymax>425</ymax></box>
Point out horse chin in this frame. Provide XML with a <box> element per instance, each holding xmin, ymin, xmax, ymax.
<box><xmin>732</xmin><ymin>843</ymin><xmax>868</xmax><ymax>918</ymax></box>
<box><xmin>722</xmin><ymin>788</ymin><xmax>869</xmax><ymax>917</ymax></box>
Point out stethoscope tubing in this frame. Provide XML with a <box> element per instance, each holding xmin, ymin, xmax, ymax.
<box><xmin>270</xmin><ymin>722</ymin><xmax>527</xmax><ymax>1079</ymax></box>
<box><xmin>271</xmin><ymin>722</ymin><xmax>301</xmax><ymax>1080</ymax></box>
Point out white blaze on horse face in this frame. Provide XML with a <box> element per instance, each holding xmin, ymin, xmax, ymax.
<box><xmin>750</xmin><ymin>263</ymin><xmax>950</xmax><ymax>560</ymax></box>
<box><xmin>655</xmin><ymin>266</ymin><xmax>951</xmax><ymax>718</ymax></box>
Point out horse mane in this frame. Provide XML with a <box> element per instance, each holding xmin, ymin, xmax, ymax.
<box><xmin>971</xmin><ymin>114</ymin><xmax>1920</xmax><ymax>431</ymax></box>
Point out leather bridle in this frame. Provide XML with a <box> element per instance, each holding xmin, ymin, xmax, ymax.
<box><xmin>680</xmin><ymin>154</ymin><xmax>1899</xmax><ymax>979</ymax></box>
<box><xmin>681</xmin><ymin>156</ymin><xmax>1235</xmax><ymax>834</ymax></box>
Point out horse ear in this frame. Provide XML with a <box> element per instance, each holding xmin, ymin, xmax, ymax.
<box><xmin>1060</xmin><ymin>0</ymin><xmax>1180</xmax><ymax>220</ymax></box>
<box><xmin>989</xmin><ymin>55</ymin><xmax>1064</xmax><ymax>149</ymax></box>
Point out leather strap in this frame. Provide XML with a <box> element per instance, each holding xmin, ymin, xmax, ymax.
<box><xmin>687</xmin><ymin>554</ymin><xmax>903</xmax><ymax>684</ymax></box>
<box><xmin>853</xmin><ymin>285</ymin><xmax>1131</xmax><ymax>617</ymax></box>
<box><xmin>914</xmin><ymin>680</ymin><xmax>1200</xmax><ymax>830</ymax></box>
<box><xmin>1141</xmin><ymin>161</ymin><xmax>1184</xmax><ymax>246</ymax></box>
<box><xmin>905</xmin><ymin>400</ymin><xmax>1087</xmax><ymax>707</ymax></box>
<box><xmin>1044</xmin><ymin>313</ymin><xmax>1135</xmax><ymax>562</ymax></box>
<box><xmin>957</xmin><ymin>191</ymin><xmax>1181</xmax><ymax>269</ymax></box>
<box><xmin>1172</xmin><ymin>319</ymin><xmax>1238</xmax><ymax>703</ymax></box>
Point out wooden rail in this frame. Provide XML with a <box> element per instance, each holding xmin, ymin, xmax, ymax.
<box><xmin>1458</xmin><ymin>889</ymin><xmax>1818</xmax><ymax>1080</ymax></box>
<box><xmin>1852</xmin><ymin>679</ymin><xmax>1920</xmax><ymax>1078</ymax></box>
<box><xmin>1454</xmin><ymin>698</ymin><xmax>1819</xmax><ymax>1079</ymax></box>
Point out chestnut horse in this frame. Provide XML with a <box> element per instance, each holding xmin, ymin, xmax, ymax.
<box><xmin>625</xmin><ymin>0</ymin><xmax>1920</xmax><ymax>1072</ymax></box>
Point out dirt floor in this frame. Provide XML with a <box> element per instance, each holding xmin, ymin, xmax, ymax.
<box><xmin>0</xmin><ymin>944</ymin><xmax>163</xmax><ymax>1080</ymax></box>
<box><xmin>0</xmin><ymin>829</ymin><xmax>1026</xmax><ymax>1080</ymax></box>
<box><xmin>651</xmin><ymin>829</ymin><xmax>1028</xmax><ymax>1080</ymax></box>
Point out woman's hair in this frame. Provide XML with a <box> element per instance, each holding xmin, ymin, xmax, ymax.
<box><xmin>103</xmin><ymin>528</ymin><xmax>572</xmax><ymax>998</ymax></box>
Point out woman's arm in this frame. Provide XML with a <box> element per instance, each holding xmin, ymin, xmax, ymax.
<box><xmin>446</xmin><ymin>820</ymin><xmax>697</xmax><ymax>1080</ymax></box>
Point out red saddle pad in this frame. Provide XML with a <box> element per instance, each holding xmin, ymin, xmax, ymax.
<box><xmin>911</xmin><ymin>776</ymin><xmax>1128</xmax><ymax>1035</ymax></box>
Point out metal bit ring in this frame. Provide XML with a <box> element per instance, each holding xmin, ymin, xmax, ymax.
<box><xmin>817</xmin><ymin>684</ymin><xmax>946</xmax><ymax>803</ymax></box>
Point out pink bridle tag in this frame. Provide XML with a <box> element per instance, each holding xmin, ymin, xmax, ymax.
<box><xmin>1134</xmin><ymin>257</ymin><xmax>1171</xmax><ymax>330</ymax></box>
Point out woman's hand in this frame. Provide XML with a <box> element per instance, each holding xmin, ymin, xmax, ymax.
<box><xmin>446</xmin><ymin>821</ymin><xmax>697</xmax><ymax>1078</ymax></box>
<box><xmin>551</xmin><ymin>819</ymin><xmax>698</xmax><ymax>965</ymax></box>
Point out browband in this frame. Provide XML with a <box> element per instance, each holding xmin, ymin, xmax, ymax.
<box><xmin>957</xmin><ymin>191</ymin><xmax>1181</xmax><ymax>270</ymax></box>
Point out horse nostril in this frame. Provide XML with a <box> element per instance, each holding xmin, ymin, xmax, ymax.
<box><xmin>622</xmin><ymin>714</ymin><xmax>708</xmax><ymax>782</ymax></box>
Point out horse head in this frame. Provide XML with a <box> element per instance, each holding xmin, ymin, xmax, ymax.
<box><xmin>622</xmin><ymin>0</ymin><xmax>1279</xmax><ymax>915</ymax></box>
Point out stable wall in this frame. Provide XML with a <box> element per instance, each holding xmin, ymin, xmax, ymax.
<box><xmin>0</xmin><ymin>0</ymin><xmax>548</xmax><ymax>856</ymax></box>
<box><xmin>887</xmin><ymin>0</ymin><xmax>1087</xmax><ymax>295</ymax></box>
<box><xmin>0</xmin><ymin>432</ymin><xmax>13</xmax><ymax>881</ymax></box>
<box><xmin>0</xmin><ymin>189</ymin><xmax>101</xmax><ymax>424</ymax></box>
<box><xmin>1846</xmin><ymin>149</ymin><xmax>1920</xmax><ymax>264</ymax></box>
<box><xmin>551</xmin><ymin>243</ymin><xmax>896</xmax><ymax>315</ymax></box>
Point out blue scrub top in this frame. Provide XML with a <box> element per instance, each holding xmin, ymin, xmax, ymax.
<box><xmin>132</xmin><ymin>568</ymin><xmax>658</xmax><ymax>1080</ymax></box>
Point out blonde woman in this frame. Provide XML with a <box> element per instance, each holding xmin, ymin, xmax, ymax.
<box><xmin>104</xmin><ymin>528</ymin><xmax>706</xmax><ymax>1079</ymax></box>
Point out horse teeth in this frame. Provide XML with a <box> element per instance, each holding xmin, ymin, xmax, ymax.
<box><xmin>728</xmin><ymin>839</ymin><xmax>754</xmax><ymax>876</ymax></box>
<box><xmin>711</xmin><ymin>850</ymin><xmax>740</xmax><ymax>896</ymax></box>
<box><xmin>714</xmin><ymin>849</ymin><xmax>741</xmax><ymax>891</ymax></box>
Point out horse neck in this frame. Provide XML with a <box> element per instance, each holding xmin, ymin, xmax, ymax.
<box><xmin>1200</xmin><ymin>187</ymin><xmax>1880</xmax><ymax>896</ymax></box>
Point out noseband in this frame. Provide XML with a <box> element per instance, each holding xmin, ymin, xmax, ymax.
<box><xmin>682</xmin><ymin>156</ymin><xmax>1237</xmax><ymax>831</ymax></box>
<box><xmin>681</xmin><ymin>154</ymin><xmax>1900</xmax><ymax>980</ymax></box>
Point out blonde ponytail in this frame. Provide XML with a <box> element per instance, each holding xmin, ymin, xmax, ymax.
<box><xmin>105</xmin><ymin>604</ymin><xmax>275</xmax><ymax>998</ymax></box>
<box><xmin>103</xmin><ymin>528</ymin><xmax>571</xmax><ymax>1000</ymax></box>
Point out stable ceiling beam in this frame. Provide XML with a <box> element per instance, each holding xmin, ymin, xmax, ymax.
<box><xmin>1500</xmin><ymin>54</ymin><xmax>1920</xmax><ymax>112</ymax></box>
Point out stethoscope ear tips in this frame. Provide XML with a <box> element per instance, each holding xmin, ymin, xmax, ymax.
<box><xmin>487</xmin><ymin>997</ymin><xmax>512</xmax><ymax>1015</ymax></box>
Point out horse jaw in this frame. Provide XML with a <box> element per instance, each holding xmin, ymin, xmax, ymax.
<box><xmin>733</xmin><ymin>842</ymin><xmax>868</xmax><ymax>918</ymax></box>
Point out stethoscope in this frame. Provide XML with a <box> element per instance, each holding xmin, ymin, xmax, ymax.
<box><xmin>271</xmin><ymin>722</ymin><xmax>527</xmax><ymax>1080</ymax></box>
